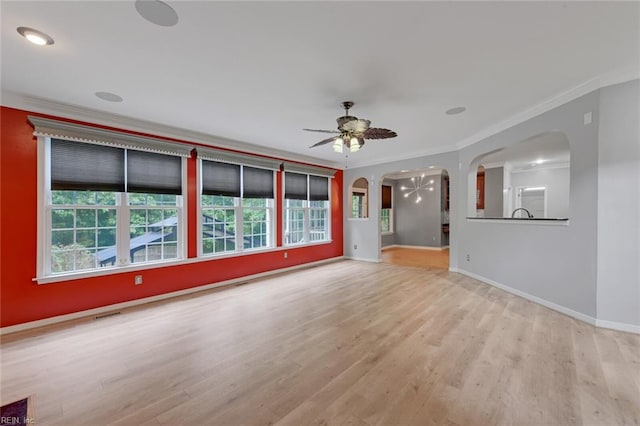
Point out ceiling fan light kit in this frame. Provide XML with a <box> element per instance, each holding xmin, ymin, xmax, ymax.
<box><xmin>305</xmin><ymin>101</ymin><xmax>397</xmax><ymax>154</ymax></box>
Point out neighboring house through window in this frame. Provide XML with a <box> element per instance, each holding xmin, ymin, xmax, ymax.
<box><xmin>198</xmin><ymin>148</ymin><xmax>279</xmax><ymax>256</ymax></box>
<box><xmin>32</xmin><ymin>116</ymin><xmax>190</xmax><ymax>278</ymax></box>
<box><xmin>283</xmin><ymin>164</ymin><xmax>333</xmax><ymax>245</ymax></box>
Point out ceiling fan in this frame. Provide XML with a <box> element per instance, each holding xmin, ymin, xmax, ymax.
<box><xmin>304</xmin><ymin>101</ymin><xmax>397</xmax><ymax>153</ymax></box>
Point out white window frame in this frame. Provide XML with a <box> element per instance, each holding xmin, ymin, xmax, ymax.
<box><xmin>283</xmin><ymin>174</ymin><xmax>331</xmax><ymax>246</ymax></box>
<box><xmin>197</xmin><ymin>160</ymin><xmax>276</xmax><ymax>258</ymax></box>
<box><xmin>381</xmin><ymin>208</ymin><xmax>394</xmax><ymax>235</ymax></box>
<box><xmin>380</xmin><ymin>184</ymin><xmax>394</xmax><ymax>234</ymax></box>
<box><xmin>37</xmin><ymin>136</ymin><xmax>188</xmax><ymax>280</ymax></box>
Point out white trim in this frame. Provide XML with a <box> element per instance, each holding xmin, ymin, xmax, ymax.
<box><xmin>344</xmin><ymin>256</ymin><xmax>380</xmax><ymax>263</ymax></box>
<box><xmin>34</xmin><ymin>240</ymin><xmax>334</xmax><ymax>284</ymax></box>
<box><xmin>3</xmin><ymin>93</ymin><xmax>342</xmax><ymax>169</ymax></box>
<box><xmin>282</xmin><ymin>161</ymin><xmax>336</xmax><ymax>178</ymax></box>
<box><xmin>340</xmin><ymin>72</ymin><xmax>640</xmax><ymax>170</ymax></box>
<box><xmin>197</xmin><ymin>146</ymin><xmax>281</xmax><ymax>170</ymax></box>
<box><xmin>382</xmin><ymin>244</ymin><xmax>447</xmax><ymax>251</ymax></box>
<box><xmin>452</xmin><ymin>267</ymin><xmax>640</xmax><ymax>334</ymax></box>
<box><xmin>450</xmin><ymin>267</ymin><xmax>597</xmax><ymax>326</ymax></box>
<box><xmin>4</xmin><ymin>256</ymin><xmax>345</xmax><ymax>335</ymax></box>
<box><xmin>28</xmin><ymin>116</ymin><xmax>193</xmax><ymax>158</ymax></box>
<box><xmin>595</xmin><ymin>319</ymin><xmax>640</xmax><ymax>335</ymax></box>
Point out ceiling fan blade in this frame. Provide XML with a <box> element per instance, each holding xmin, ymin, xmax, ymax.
<box><xmin>310</xmin><ymin>135</ymin><xmax>339</xmax><ymax>148</ymax></box>
<box><xmin>302</xmin><ymin>128</ymin><xmax>340</xmax><ymax>134</ymax></box>
<box><xmin>363</xmin><ymin>128</ymin><xmax>397</xmax><ymax>140</ymax></box>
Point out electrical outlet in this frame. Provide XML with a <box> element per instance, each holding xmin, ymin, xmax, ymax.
<box><xmin>135</xmin><ymin>275</ymin><xmax>143</xmax><ymax>285</ymax></box>
<box><xmin>354</xmin><ymin>244</ymin><xmax>358</xmax><ymax>250</ymax></box>
<box><xmin>283</xmin><ymin>251</ymin><xmax>288</xmax><ymax>259</ymax></box>
<box><xmin>466</xmin><ymin>254</ymin><xmax>470</xmax><ymax>262</ymax></box>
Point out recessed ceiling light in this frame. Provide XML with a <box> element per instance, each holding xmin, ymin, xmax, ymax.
<box><xmin>95</xmin><ymin>92</ymin><xmax>123</xmax><ymax>103</ymax></box>
<box><xmin>135</xmin><ymin>0</ymin><xmax>179</xmax><ymax>27</ymax></box>
<box><xmin>17</xmin><ymin>27</ymin><xmax>54</xmax><ymax>46</ymax></box>
<box><xmin>445</xmin><ymin>106</ymin><xmax>466</xmax><ymax>115</ymax></box>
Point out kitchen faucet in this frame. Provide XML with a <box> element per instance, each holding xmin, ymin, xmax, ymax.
<box><xmin>511</xmin><ymin>207</ymin><xmax>533</xmax><ymax>218</ymax></box>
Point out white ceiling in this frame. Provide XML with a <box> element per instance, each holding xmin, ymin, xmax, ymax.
<box><xmin>2</xmin><ymin>1</ymin><xmax>638</xmax><ymax>169</ymax></box>
<box><xmin>477</xmin><ymin>131</ymin><xmax>570</xmax><ymax>171</ymax></box>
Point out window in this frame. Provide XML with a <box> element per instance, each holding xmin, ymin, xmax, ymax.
<box><xmin>284</xmin><ymin>172</ymin><xmax>330</xmax><ymax>245</ymax></box>
<box><xmin>129</xmin><ymin>193</ymin><xmax>180</xmax><ymax>263</ymax></box>
<box><xmin>352</xmin><ymin>190</ymin><xmax>367</xmax><ymax>218</ymax></box>
<box><xmin>50</xmin><ymin>191</ymin><xmax>117</xmax><ymax>273</ymax></box>
<box><xmin>350</xmin><ymin>177</ymin><xmax>369</xmax><ymax>218</ymax></box>
<box><xmin>381</xmin><ymin>184</ymin><xmax>393</xmax><ymax>233</ymax></box>
<box><xmin>42</xmin><ymin>139</ymin><xmax>186</xmax><ymax>276</ymax></box>
<box><xmin>200</xmin><ymin>159</ymin><xmax>275</xmax><ymax>256</ymax></box>
<box><xmin>32</xmin><ymin>116</ymin><xmax>190</xmax><ymax>278</ymax></box>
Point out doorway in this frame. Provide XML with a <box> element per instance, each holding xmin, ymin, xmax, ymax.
<box><xmin>379</xmin><ymin>168</ymin><xmax>450</xmax><ymax>269</ymax></box>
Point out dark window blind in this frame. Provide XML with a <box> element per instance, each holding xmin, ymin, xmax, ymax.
<box><xmin>309</xmin><ymin>175</ymin><xmax>329</xmax><ymax>201</ymax></box>
<box><xmin>51</xmin><ymin>139</ymin><xmax>125</xmax><ymax>192</ymax></box>
<box><xmin>127</xmin><ymin>150</ymin><xmax>182</xmax><ymax>194</ymax></box>
<box><xmin>202</xmin><ymin>161</ymin><xmax>241</xmax><ymax>197</ymax></box>
<box><xmin>382</xmin><ymin>185</ymin><xmax>392</xmax><ymax>209</ymax></box>
<box><xmin>284</xmin><ymin>172</ymin><xmax>308</xmax><ymax>200</ymax></box>
<box><xmin>243</xmin><ymin>166</ymin><xmax>274</xmax><ymax>199</ymax></box>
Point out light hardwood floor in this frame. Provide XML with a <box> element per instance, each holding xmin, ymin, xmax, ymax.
<box><xmin>1</xmin><ymin>260</ymin><xmax>638</xmax><ymax>425</ymax></box>
<box><xmin>381</xmin><ymin>247</ymin><xmax>450</xmax><ymax>269</ymax></box>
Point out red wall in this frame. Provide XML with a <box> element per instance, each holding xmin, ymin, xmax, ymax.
<box><xmin>0</xmin><ymin>107</ymin><xmax>343</xmax><ymax>328</ymax></box>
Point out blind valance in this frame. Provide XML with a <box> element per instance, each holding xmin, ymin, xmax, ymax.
<box><xmin>29</xmin><ymin>116</ymin><xmax>192</xmax><ymax>158</ymax></box>
<box><xmin>197</xmin><ymin>147</ymin><xmax>281</xmax><ymax>171</ymax></box>
<box><xmin>281</xmin><ymin>162</ymin><xmax>335</xmax><ymax>178</ymax></box>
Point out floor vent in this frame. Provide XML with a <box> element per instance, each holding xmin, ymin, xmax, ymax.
<box><xmin>95</xmin><ymin>311</ymin><xmax>121</xmax><ymax>320</ymax></box>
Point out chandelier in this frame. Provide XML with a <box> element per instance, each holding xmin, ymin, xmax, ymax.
<box><xmin>401</xmin><ymin>173</ymin><xmax>435</xmax><ymax>203</ymax></box>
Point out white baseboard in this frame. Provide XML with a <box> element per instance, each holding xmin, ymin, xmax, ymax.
<box><xmin>595</xmin><ymin>319</ymin><xmax>640</xmax><ymax>334</ymax></box>
<box><xmin>382</xmin><ymin>244</ymin><xmax>448</xmax><ymax>251</ymax></box>
<box><xmin>451</xmin><ymin>267</ymin><xmax>639</xmax><ymax>334</ymax></box>
<box><xmin>450</xmin><ymin>267</ymin><xmax>600</xmax><ymax>325</ymax></box>
<box><xmin>1</xmin><ymin>256</ymin><xmax>345</xmax><ymax>335</ymax></box>
<box><xmin>344</xmin><ymin>256</ymin><xmax>380</xmax><ymax>263</ymax></box>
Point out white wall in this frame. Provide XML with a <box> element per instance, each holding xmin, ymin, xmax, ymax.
<box><xmin>343</xmin><ymin>153</ymin><xmax>459</xmax><ymax>264</ymax></box>
<box><xmin>343</xmin><ymin>80</ymin><xmax>639</xmax><ymax>332</ymax></box>
<box><xmin>483</xmin><ymin>166</ymin><xmax>504</xmax><ymax>217</ymax></box>
<box><xmin>457</xmin><ymin>90</ymin><xmax>599</xmax><ymax>319</ymax></box>
<box><xmin>510</xmin><ymin>166</ymin><xmax>570</xmax><ymax>218</ymax></box>
<box><xmin>597</xmin><ymin>79</ymin><xmax>640</xmax><ymax>329</ymax></box>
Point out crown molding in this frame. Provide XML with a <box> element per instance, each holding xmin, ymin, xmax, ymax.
<box><xmin>3</xmin><ymin>68</ymin><xmax>637</xmax><ymax>173</ymax></box>
<box><xmin>455</xmin><ymin>69</ymin><xmax>640</xmax><ymax>151</ymax></box>
<box><xmin>345</xmin><ymin>144</ymin><xmax>457</xmax><ymax>170</ymax></box>
<box><xmin>342</xmin><ymin>71</ymin><xmax>639</xmax><ymax>171</ymax></box>
<box><xmin>1</xmin><ymin>91</ymin><xmax>344</xmax><ymax>170</ymax></box>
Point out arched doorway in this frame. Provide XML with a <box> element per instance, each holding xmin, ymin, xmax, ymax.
<box><xmin>379</xmin><ymin>167</ymin><xmax>450</xmax><ymax>269</ymax></box>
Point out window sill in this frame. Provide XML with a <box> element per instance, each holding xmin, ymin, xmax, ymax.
<box><xmin>381</xmin><ymin>231</ymin><xmax>394</xmax><ymax>236</ymax></box>
<box><xmin>35</xmin><ymin>241</ymin><xmax>334</xmax><ymax>284</ymax></box>
<box><xmin>283</xmin><ymin>239</ymin><xmax>333</xmax><ymax>248</ymax></box>
<box><xmin>35</xmin><ymin>258</ymin><xmax>189</xmax><ymax>284</ymax></box>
